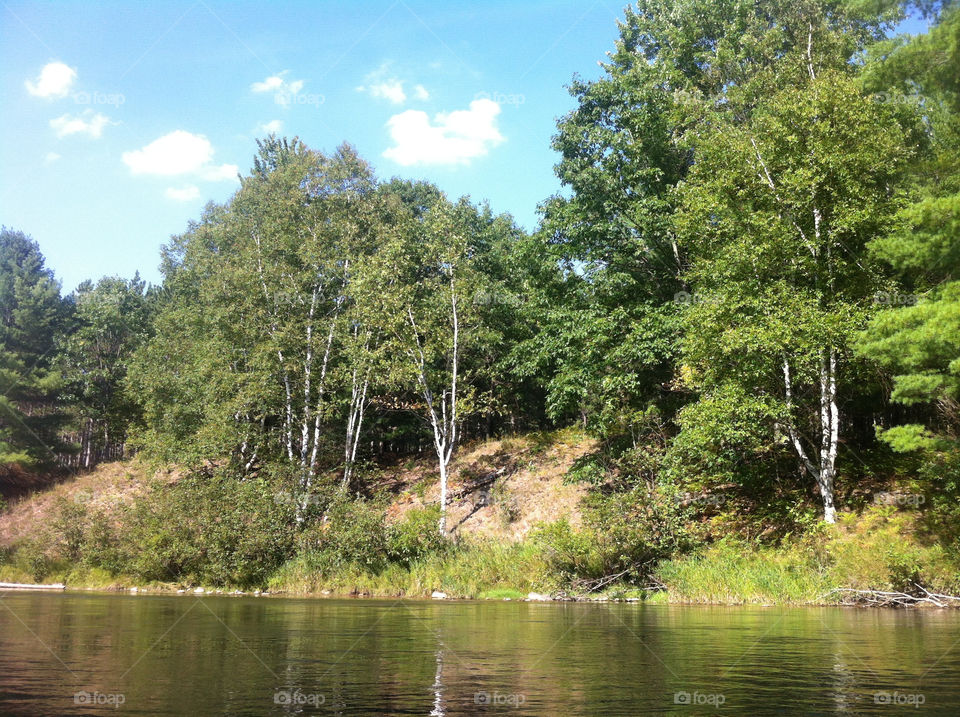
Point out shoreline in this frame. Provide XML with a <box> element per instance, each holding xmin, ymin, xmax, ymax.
<box><xmin>11</xmin><ymin>581</ymin><xmax>955</xmax><ymax>609</ymax></box>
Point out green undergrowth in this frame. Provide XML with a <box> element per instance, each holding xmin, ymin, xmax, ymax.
<box><xmin>268</xmin><ymin>539</ymin><xmax>548</xmax><ymax>598</ymax></box>
<box><xmin>656</xmin><ymin>506</ymin><xmax>960</xmax><ymax>604</ymax></box>
<box><xmin>3</xmin><ymin>452</ymin><xmax>958</xmax><ymax>606</ymax></box>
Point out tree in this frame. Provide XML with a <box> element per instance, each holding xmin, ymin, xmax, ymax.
<box><xmin>131</xmin><ymin>140</ymin><xmax>401</xmax><ymax>519</ymax></box>
<box><xmin>857</xmin><ymin>4</ymin><xmax>960</xmax><ymax>461</ymax></box>
<box><xmin>538</xmin><ymin>0</ymin><xmax>915</xmax><ymax>521</ymax></box>
<box><xmin>359</xmin><ymin>197</ymin><xmax>486</xmax><ymax>535</ymax></box>
<box><xmin>0</xmin><ymin>228</ymin><xmax>69</xmax><ymax>468</ymax></box>
<box><xmin>58</xmin><ymin>275</ymin><xmax>151</xmax><ymax>467</ymax></box>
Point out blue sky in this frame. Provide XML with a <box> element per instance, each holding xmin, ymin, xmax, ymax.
<box><xmin>2</xmin><ymin>2</ymin><xmax>928</xmax><ymax>292</ymax></box>
<box><xmin>1</xmin><ymin>0</ymin><xmax>627</xmax><ymax>291</ymax></box>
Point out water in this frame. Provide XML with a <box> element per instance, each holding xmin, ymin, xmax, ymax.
<box><xmin>1</xmin><ymin>592</ymin><xmax>959</xmax><ymax>715</ymax></box>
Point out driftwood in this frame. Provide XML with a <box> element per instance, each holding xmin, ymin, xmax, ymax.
<box><xmin>0</xmin><ymin>581</ymin><xmax>66</xmax><ymax>591</ymax></box>
<box><xmin>572</xmin><ymin>567</ymin><xmax>666</xmax><ymax>594</ymax></box>
<box><xmin>823</xmin><ymin>584</ymin><xmax>960</xmax><ymax>608</ymax></box>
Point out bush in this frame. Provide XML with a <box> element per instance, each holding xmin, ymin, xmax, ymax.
<box><xmin>49</xmin><ymin>497</ymin><xmax>88</xmax><ymax>562</ymax></box>
<box><xmin>11</xmin><ymin>539</ymin><xmax>55</xmax><ymax>582</ymax></box>
<box><xmin>387</xmin><ymin>506</ymin><xmax>448</xmax><ymax>567</ymax></box>
<box><xmin>29</xmin><ymin>472</ymin><xmax>301</xmax><ymax>588</ymax></box>
<box><xmin>296</xmin><ymin>496</ymin><xmax>390</xmax><ymax>574</ymax></box>
<box><xmin>533</xmin><ymin>487</ymin><xmax>694</xmax><ymax>588</ymax></box>
<box><xmin>828</xmin><ymin>506</ymin><xmax>960</xmax><ymax>594</ymax></box>
<box><xmin>124</xmin><ymin>474</ymin><xmax>298</xmax><ymax>587</ymax></box>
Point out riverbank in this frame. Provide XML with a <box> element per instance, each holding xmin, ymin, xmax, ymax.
<box><xmin>3</xmin><ymin>513</ymin><xmax>957</xmax><ymax>608</ymax></box>
<box><xmin>2</xmin><ymin>430</ymin><xmax>958</xmax><ymax>608</ymax></box>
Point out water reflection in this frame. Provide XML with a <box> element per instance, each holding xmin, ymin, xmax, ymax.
<box><xmin>0</xmin><ymin>593</ymin><xmax>959</xmax><ymax>715</ymax></box>
<box><xmin>430</xmin><ymin>649</ymin><xmax>445</xmax><ymax>717</ymax></box>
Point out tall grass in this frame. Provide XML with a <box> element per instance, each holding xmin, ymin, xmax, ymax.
<box><xmin>654</xmin><ymin>506</ymin><xmax>960</xmax><ymax>604</ymax></box>
<box><xmin>269</xmin><ymin>539</ymin><xmax>549</xmax><ymax>598</ymax></box>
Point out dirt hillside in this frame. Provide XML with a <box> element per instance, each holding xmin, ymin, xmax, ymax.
<box><xmin>0</xmin><ymin>429</ymin><xmax>596</xmax><ymax>547</ymax></box>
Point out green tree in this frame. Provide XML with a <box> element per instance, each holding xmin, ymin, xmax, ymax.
<box><xmin>0</xmin><ymin>228</ymin><xmax>68</xmax><ymax>468</ymax></box>
<box><xmin>674</xmin><ymin>71</ymin><xmax>917</xmax><ymax>522</ymax></box>
<box><xmin>357</xmin><ymin>196</ymin><xmax>488</xmax><ymax>535</ymax></box>
<box><xmin>131</xmin><ymin>140</ymin><xmax>400</xmax><ymax>519</ymax></box>
<box><xmin>857</xmin><ymin>4</ymin><xmax>960</xmax><ymax>460</ymax></box>
<box><xmin>59</xmin><ymin>274</ymin><xmax>151</xmax><ymax>466</ymax></box>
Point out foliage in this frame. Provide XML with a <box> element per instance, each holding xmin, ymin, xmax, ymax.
<box><xmin>533</xmin><ymin>488</ymin><xmax>693</xmax><ymax>586</ymax></box>
<box><xmin>656</xmin><ymin>508</ymin><xmax>960</xmax><ymax>604</ymax></box>
<box><xmin>15</xmin><ymin>473</ymin><xmax>298</xmax><ymax>587</ymax></box>
<box><xmin>387</xmin><ymin>506</ymin><xmax>449</xmax><ymax>567</ymax></box>
<box><xmin>6</xmin><ymin>1</ymin><xmax>960</xmax><ymax>598</ymax></box>
<box><xmin>0</xmin><ymin>228</ymin><xmax>69</xmax><ymax>467</ymax></box>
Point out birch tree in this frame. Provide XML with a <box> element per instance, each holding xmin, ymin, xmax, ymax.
<box><xmin>131</xmin><ymin>140</ymin><xmax>382</xmax><ymax>503</ymax></box>
<box><xmin>674</xmin><ymin>72</ymin><xmax>916</xmax><ymax>522</ymax></box>
<box><xmin>361</xmin><ymin>198</ymin><xmax>483</xmax><ymax>535</ymax></box>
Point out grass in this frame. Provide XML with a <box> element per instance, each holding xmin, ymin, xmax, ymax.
<box><xmin>654</xmin><ymin>506</ymin><xmax>960</xmax><ymax>604</ymax></box>
<box><xmin>269</xmin><ymin>539</ymin><xmax>550</xmax><ymax>599</ymax></box>
<box><xmin>5</xmin><ymin>491</ymin><xmax>957</xmax><ymax>606</ymax></box>
<box><xmin>4</xmin><ymin>432</ymin><xmax>958</xmax><ymax>606</ymax></box>
<box><xmin>0</xmin><ymin>559</ymin><xmax>133</xmax><ymax>590</ymax></box>
<box><xmin>655</xmin><ymin>540</ymin><xmax>829</xmax><ymax>604</ymax></box>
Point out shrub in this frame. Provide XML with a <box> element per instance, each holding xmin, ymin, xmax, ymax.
<box><xmin>296</xmin><ymin>495</ymin><xmax>390</xmax><ymax>574</ymax></box>
<box><xmin>49</xmin><ymin>496</ymin><xmax>88</xmax><ymax>562</ymax></box>
<box><xmin>387</xmin><ymin>506</ymin><xmax>448</xmax><ymax>567</ymax></box>
<box><xmin>533</xmin><ymin>487</ymin><xmax>694</xmax><ymax>588</ymax></box>
<box><xmin>57</xmin><ymin>472</ymin><xmax>300</xmax><ymax>588</ymax></box>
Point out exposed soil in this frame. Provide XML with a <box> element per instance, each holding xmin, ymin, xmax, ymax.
<box><xmin>0</xmin><ymin>430</ymin><xmax>598</xmax><ymax>548</ymax></box>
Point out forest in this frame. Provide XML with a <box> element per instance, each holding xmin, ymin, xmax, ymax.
<box><xmin>1</xmin><ymin>0</ymin><xmax>958</xmax><ymax>601</ymax></box>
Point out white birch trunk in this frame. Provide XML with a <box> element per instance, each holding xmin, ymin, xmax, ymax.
<box><xmin>407</xmin><ymin>274</ymin><xmax>459</xmax><ymax>537</ymax></box>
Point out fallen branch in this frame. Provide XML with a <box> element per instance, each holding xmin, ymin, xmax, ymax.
<box><xmin>447</xmin><ymin>466</ymin><xmax>509</xmax><ymax>503</ymax></box>
<box><xmin>572</xmin><ymin>566</ymin><xmax>665</xmax><ymax>594</ymax></box>
<box><xmin>822</xmin><ymin>587</ymin><xmax>960</xmax><ymax>608</ymax></box>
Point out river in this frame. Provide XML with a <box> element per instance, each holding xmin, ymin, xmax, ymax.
<box><xmin>1</xmin><ymin>592</ymin><xmax>958</xmax><ymax>714</ymax></box>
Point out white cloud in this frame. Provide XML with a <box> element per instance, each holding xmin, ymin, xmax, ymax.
<box><xmin>383</xmin><ymin>99</ymin><xmax>504</xmax><ymax>166</ymax></box>
<box><xmin>123</xmin><ymin>130</ymin><xmax>211</xmax><ymax>175</ymax></box>
<box><xmin>44</xmin><ymin>152</ymin><xmax>61</xmax><ymax>164</ymax></box>
<box><xmin>122</xmin><ymin>130</ymin><xmax>237</xmax><ymax>182</ymax></box>
<box><xmin>165</xmin><ymin>185</ymin><xmax>201</xmax><ymax>201</ymax></box>
<box><xmin>356</xmin><ymin>64</ymin><xmax>429</xmax><ymax>105</ymax></box>
<box><xmin>50</xmin><ymin>110</ymin><xmax>113</xmax><ymax>138</ymax></box>
<box><xmin>25</xmin><ymin>61</ymin><xmax>77</xmax><ymax>99</ymax></box>
<box><xmin>359</xmin><ymin>79</ymin><xmax>406</xmax><ymax>104</ymax></box>
<box><xmin>251</xmin><ymin>75</ymin><xmax>285</xmax><ymax>93</ymax></box>
<box><xmin>257</xmin><ymin>119</ymin><xmax>284</xmax><ymax>134</ymax></box>
<box><xmin>251</xmin><ymin>72</ymin><xmax>304</xmax><ymax>104</ymax></box>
